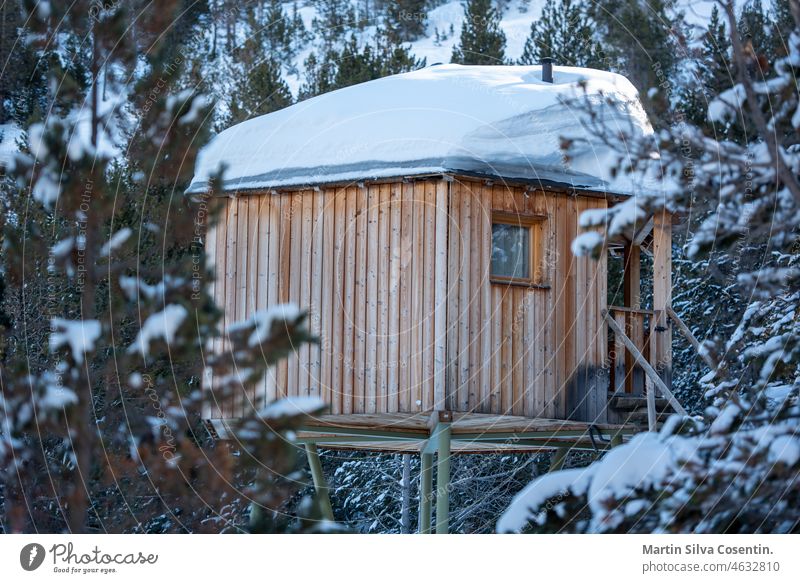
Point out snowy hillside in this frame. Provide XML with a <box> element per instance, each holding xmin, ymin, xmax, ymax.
<box><xmin>282</xmin><ymin>0</ymin><xmax>541</xmax><ymax>95</ymax></box>
<box><xmin>279</xmin><ymin>0</ymin><xmax>725</xmax><ymax>96</ymax></box>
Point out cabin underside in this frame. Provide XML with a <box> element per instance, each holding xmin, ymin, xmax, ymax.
<box><xmin>207</xmin><ymin>410</ymin><xmax>634</xmax><ymax>454</ymax></box>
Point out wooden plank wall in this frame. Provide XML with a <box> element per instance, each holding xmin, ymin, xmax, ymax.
<box><xmin>208</xmin><ymin>182</ymin><xmax>446</xmax><ymax>417</ymax></box>
<box><xmin>206</xmin><ymin>177</ymin><xmax>609</xmax><ymax>423</ymax></box>
<box><xmin>444</xmin><ymin>179</ymin><xmax>608</xmax><ymax>423</ymax></box>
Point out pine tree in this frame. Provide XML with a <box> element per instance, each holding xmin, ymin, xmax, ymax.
<box><xmin>0</xmin><ymin>0</ymin><xmax>320</xmax><ymax>533</ymax></box>
<box><xmin>300</xmin><ymin>31</ymin><xmax>424</xmax><ymax>99</ymax></box>
<box><xmin>451</xmin><ymin>0</ymin><xmax>507</xmax><ymax>65</ymax></box>
<box><xmin>0</xmin><ymin>0</ymin><xmax>49</xmax><ymax>124</ymax></box>
<box><xmin>263</xmin><ymin>0</ymin><xmax>291</xmax><ymax>57</ymax></box>
<box><xmin>703</xmin><ymin>5</ymin><xmax>734</xmax><ymax>93</ymax></box>
<box><xmin>312</xmin><ymin>0</ymin><xmax>357</xmax><ymax>50</ymax></box>
<box><xmin>385</xmin><ymin>0</ymin><xmax>428</xmax><ymax>43</ymax></box>
<box><xmin>228</xmin><ymin>57</ymin><xmax>293</xmax><ymax>124</ymax></box>
<box><xmin>737</xmin><ymin>0</ymin><xmax>773</xmax><ymax>63</ymax></box>
<box><xmin>677</xmin><ymin>5</ymin><xmax>733</xmax><ymax>131</ymax></box>
<box><xmin>299</xmin><ymin>50</ymin><xmax>339</xmax><ymax>99</ymax></box>
<box><xmin>772</xmin><ymin>0</ymin><xmax>796</xmax><ymax>59</ymax></box>
<box><xmin>499</xmin><ymin>2</ymin><xmax>800</xmax><ymax>535</ymax></box>
<box><xmin>227</xmin><ymin>10</ymin><xmax>293</xmax><ymax>124</ymax></box>
<box><xmin>517</xmin><ymin>0</ymin><xmax>602</xmax><ymax>68</ymax></box>
<box><xmin>586</xmin><ymin>0</ymin><xmax>680</xmax><ymax>92</ymax></box>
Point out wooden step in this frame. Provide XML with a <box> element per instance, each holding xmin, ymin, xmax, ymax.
<box><xmin>624</xmin><ymin>407</ymin><xmax>672</xmax><ymax>424</ymax></box>
<box><xmin>609</xmin><ymin>394</ymin><xmax>671</xmax><ymax>412</ymax></box>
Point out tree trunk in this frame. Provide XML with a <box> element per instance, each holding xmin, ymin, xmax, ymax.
<box><xmin>400</xmin><ymin>454</ymin><xmax>411</xmax><ymax>533</ymax></box>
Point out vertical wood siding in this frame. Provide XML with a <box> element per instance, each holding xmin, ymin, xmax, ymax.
<box><xmin>206</xmin><ymin>177</ymin><xmax>609</xmax><ymax>423</ymax></box>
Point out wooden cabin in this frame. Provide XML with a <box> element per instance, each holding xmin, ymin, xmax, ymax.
<box><xmin>190</xmin><ymin>64</ymin><xmax>679</xmax><ymax>531</ymax></box>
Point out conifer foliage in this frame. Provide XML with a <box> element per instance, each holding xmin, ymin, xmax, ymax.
<box><xmin>300</xmin><ymin>32</ymin><xmax>424</xmax><ymax>99</ymax></box>
<box><xmin>677</xmin><ymin>5</ymin><xmax>733</xmax><ymax>131</ymax></box>
<box><xmin>586</xmin><ymin>0</ymin><xmax>681</xmax><ymax>91</ymax></box>
<box><xmin>226</xmin><ymin>8</ymin><xmax>293</xmax><ymax>125</ymax></box>
<box><xmin>1</xmin><ymin>0</ymin><xmax>798</xmax><ymax>536</ymax></box>
<box><xmin>385</xmin><ymin>0</ymin><xmax>429</xmax><ymax>43</ymax></box>
<box><xmin>518</xmin><ymin>0</ymin><xmax>602</xmax><ymax>68</ymax></box>
<box><xmin>451</xmin><ymin>0</ymin><xmax>507</xmax><ymax>65</ymax></box>
<box><xmin>0</xmin><ymin>0</ymin><xmax>319</xmax><ymax>533</ymax></box>
<box><xmin>499</xmin><ymin>0</ymin><xmax>800</xmax><ymax>534</ymax></box>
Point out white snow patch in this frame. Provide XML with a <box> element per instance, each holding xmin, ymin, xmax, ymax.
<box><xmin>232</xmin><ymin>304</ymin><xmax>303</xmax><ymax>347</ymax></box>
<box><xmin>764</xmin><ymin>384</ymin><xmax>794</xmax><ymax>405</ymax></box>
<box><xmin>0</xmin><ymin>123</ymin><xmax>23</xmax><ymax>167</ymax></box>
<box><xmin>49</xmin><ymin>318</ymin><xmax>102</xmax><ymax>364</ymax></box>
<box><xmin>578</xmin><ymin>207</ymin><xmax>610</xmax><ymax>228</ymax></box>
<box><xmin>258</xmin><ymin>396</ymin><xmax>326</xmax><ymax>419</ymax></box>
<box><xmin>497</xmin><ymin>466</ymin><xmax>594</xmax><ymax>533</ymax></box>
<box><xmin>128</xmin><ymin>372</ymin><xmax>143</xmax><ymax>389</ymax></box>
<box><xmin>608</xmin><ymin>199</ymin><xmax>648</xmax><ymax>237</ymax></box>
<box><xmin>32</xmin><ymin>170</ymin><xmax>61</xmax><ymax>206</ymax></box>
<box><xmin>51</xmin><ymin>237</ymin><xmax>75</xmax><ymax>258</ymax></box>
<box><xmin>624</xmin><ymin>499</ymin><xmax>649</xmax><ymax>516</ymax></box>
<box><xmin>769</xmin><ymin>435</ymin><xmax>800</xmax><ymax>466</ymax></box>
<box><xmin>708</xmin><ymin>84</ymin><xmax>746</xmax><ymax>123</ymax></box>
<box><xmin>129</xmin><ymin>304</ymin><xmax>188</xmax><ymax>357</ymax></box>
<box><xmin>709</xmin><ymin>402</ymin><xmax>740</xmax><ymax>435</ymax></box>
<box><xmin>585</xmin><ymin>433</ymin><xmax>684</xmax><ymax>529</ymax></box>
<box><xmin>100</xmin><ymin>227</ymin><xmax>132</xmax><ymax>256</ymax></box>
<box><xmin>498</xmin><ymin>432</ymin><xmax>701</xmax><ymax>533</ymax></box>
<box><xmin>180</xmin><ymin>94</ymin><xmax>212</xmax><ymax>125</ymax></box>
<box><xmin>189</xmin><ymin>64</ymin><xmax>653</xmax><ymax>196</ymax></box>
<box><xmin>571</xmin><ymin>231</ymin><xmax>604</xmax><ymax>256</ymax></box>
<box><xmin>38</xmin><ymin>384</ymin><xmax>79</xmax><ymax>410</ymax></box>
<box><xmin>118</xmin><ymin>275</ymin><xmax>183</xmax><ymax>302</ymax></box>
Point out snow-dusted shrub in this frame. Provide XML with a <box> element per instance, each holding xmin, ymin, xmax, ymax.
<box><xmin>0</xmin><ymin>2</ymin><xmax>320</xmax><ymax>533</ymax></box>
<box><xmin>499</xmin><ymin>2</ymin><xmax>800</xmax><ymax>534</ymax></box>
<box><xmin>500</xmin><ymin>408</ymin><xmax>800</xmax><ymax>533</ymax></box>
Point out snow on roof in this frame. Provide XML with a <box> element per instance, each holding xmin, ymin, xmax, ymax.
<box><xmin>188</xmin><ymin>64</ymin><xmax>656</xmax><ymax>195</ymax></box>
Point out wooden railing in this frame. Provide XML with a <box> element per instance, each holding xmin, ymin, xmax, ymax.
<box><xmin>607</xmin><ymin>306</ymin><xmax>655</xmax><ymax>396</ymax></box>
<box><xmin>605</xmin><ymin>307</ymin><xmax>688</xmax><ymax>430</ymax></box>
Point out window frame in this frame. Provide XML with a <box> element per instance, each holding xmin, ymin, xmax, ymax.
<box><xmin>489</xmin><ymin>210</ymin><xmax>547</xmax><ymax>288</ymax></box>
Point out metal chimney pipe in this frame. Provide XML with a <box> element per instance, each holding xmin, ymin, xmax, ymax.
<box><xmin>541</xmin><ymin>57</ymin><xmax>554</xmax><ymax>83</ymax></box>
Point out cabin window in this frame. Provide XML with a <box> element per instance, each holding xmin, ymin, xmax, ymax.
<box><xmin>490</xmin><ymin>211</ymin><xmax>545</xmax><ymax>286</ymax></box>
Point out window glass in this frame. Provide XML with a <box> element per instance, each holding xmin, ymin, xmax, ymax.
<box><xmin>491</xmin><ymin>223</ymin><xmax>530</xmax><ymax>280</ymax></box>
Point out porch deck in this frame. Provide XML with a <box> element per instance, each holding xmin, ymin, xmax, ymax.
<box><xmin>208</xmin><ymin>410</ymin><xmax>634</xmax><ymax>454</ymax></box>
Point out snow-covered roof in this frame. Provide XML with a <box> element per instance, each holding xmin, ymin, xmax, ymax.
<box><xmin>188</xmin><ymin>64</ymin><xmax>656</xmax><ymax>195</ymax></box>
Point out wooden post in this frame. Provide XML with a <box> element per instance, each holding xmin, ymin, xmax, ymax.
<box><xmin>306</xmin><ymin>443</ymin><xmax>334</xmax><ymax>521</ymax></box>
<box><xmin>401</xmin><ymin>454</ymin><xmax>412</xmax><ymax>534</ymax></box>
<box><xmin>419</xmin><ymin>453</ymin><xmax>433</xmax><ymax>534</ymax></box>
<box><xmin>645</xmin><ymin>369</ymin><xmax>658</xmax><ymax>432</ymax></box>
<box><xmin>435</xmin><ymin>422</ymin><xmax>452</xmax><ymax>534</ymax></box>
<box><xmin>623</xmin><ymin>244</ymin><xmax>641</xmax><ymax>310</ymax></box>
<box><xmin>549</xmin><ymin>446</ymin><xmax>569</xmax><ymax>472</ymax></box>
<box><xmin>612</xmin><ymin>310</ymin><xmax>627</xmax><ymax>393</ymax></box>
<box><xmin>623</xmin><ymin>244</ymin><xmax>641</xmax><ymax>394</ymax></box>
<box><xmin>652</xmin><ymin>210</ymin><xmax>672</xmax><ymax>388</ymax></box>
<box><xmin>602</xmin><ymin>310</ymin><xmax>688</xmax><ymax>417</ymax></box>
